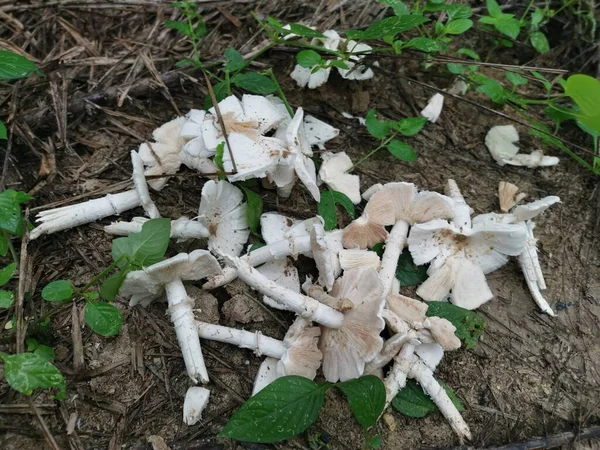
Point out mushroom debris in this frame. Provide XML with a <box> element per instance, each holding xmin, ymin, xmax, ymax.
<box><xmin>485</xmin><ymin>125</ymin><xmax>560</xmax><ymax>168</ymax></box>
<box><xmin>34</xmin><ymin>95</ymin><xmax>564</xmax><ymax>440</ymax></box>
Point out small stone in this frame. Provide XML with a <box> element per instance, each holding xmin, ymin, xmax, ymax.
<box><xmin>188</xmin><ymin>286</ymin><xmax>220</xmax><ymax>323</ymax></box>
<box><xmin>382</xmin><ymin>412</ymin><xmax>397</xmax><ymax>432</ymax></box>
<box><xmin>222</xmin><ymin>294</ymin><xmax>266</xmax><ymax>324</ymax></box>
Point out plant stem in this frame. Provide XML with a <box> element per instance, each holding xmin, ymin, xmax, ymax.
<box><xmin>79</xmin><ymin>256</ymin><xmax>128</xmax><ymax>293</ymax></box>
<box><xmin>520</xmin><ymin>0</ymin><xmax>536</xmax><ymax>20</ymax></box>
<box><xmin>3</xmin><ymin>231</ymin><xmax>18</xmax><ymax>266</ymax></box>
<box><xmin>348</xmin><ymin>135</ymin><xmax>395</xmax><ymax>171</ymax></box>
<box><xmin>264</xmin><ymin>69</ymin><xmax>293</xmax><ymax>117</ymax></box>
<box><xmin>225</xmin><ymin>69</ymin><xmax>231</xmax><ymax>95</ymax></box>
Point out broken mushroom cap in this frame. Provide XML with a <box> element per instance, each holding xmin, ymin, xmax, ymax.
<box><xmin>119</xmin><ymin>250</ymin><xmax>222</xmax><ymax>307</ymax></box>
<box><xmin>512</xmin><ymin>196</ymin><xmax>560</xmax><ymax>222</ymax></box>
<box><xmin>318</xmin><ymin>152</ymin><xmax>361</xmax><ymax>204</ymax></box>
<box><xmin>290</xmin><ymin>30</ymin><xmax>341</xmax><ymax>89</ymax></box>
<box><xmin>342</xmin><ymin>188</ymin><xmax>395</xmax><ymax>249</ymax></box>
<box><xmin>337</xmin><ymin>40</ymin><xmax>376</xmax><ymax>80</ymax></box>
<box><xmin>386</xmin><ymin>293</ymin><xmax>428</xmax><ymax>326</ymax></box>
<box><xmin>198</xmin><ymin>180</ymin><xmax>250</xmax><ymax>257</ymax></box>
<box><xmin>421</xmin><ymin>93</ymin><xmax>444</xmax><ymax>123</ymax></box>
<box><xmin>277</xmin><ymin>317</ymin><xmax>323</xmax><ymax>379</ymax></box>
<box><xmin>422</xmin><ymin>316</ymin><xmax>461</xmax><ymax>351</ymax></box>
<box><xmin>414</xmin><ymin>343</ymin><xmax>444</xmax><ymax>372</ymax></box>
<box><xmin>339</xmin><ymin>249</ymin><xmax>381</xmax><ymax>271</ymax></box>
<box><xmin>384</xmin><ymin>182</ymin><xmax>454</xmax><ymax>224</ymax></box>
<box><xmin>485</xmin><ymin>125</ymin><xmax>560</xmax><ymax>168</ymax></box>
<box><xmin>498</xmin><ymin>181</ymin><xmax>526</xmax><ymax>213</ymax></box>
<box><xmin>311</xmin><ymin>221</ymin><xmax>343</xmax><ymax>290</ymax></box>
<box><xmin>253</xmin><ymin>357</ymin><xmax>280</xmax><ymax>395</ymax></box>
<box><xmin>183</xmin><ymin>386</ymin><xmax>210</xmax><ymax>425</ymax></box>
<box><xmin>319</xmin><ymin>267</ymin><xmax>385</xmax><ymax>382</ymax></box>
<box><xmin>286</xmin><ymin>107</ymin><xmax>321</xmax><ymax>201</ymax></box>
<box><xmin>180</xmin><ymin>109</ymin><xmax>219</xmax><ymax>174</ymax></box>
<box><xmin>138</xmin><ymin>116</ymin><xmax>186</xmax><ymax>190</ymax></box>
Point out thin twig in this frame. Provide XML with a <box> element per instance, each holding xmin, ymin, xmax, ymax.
<box><xmin>15</xmin><ymin>215</ymin><xmax>30</xmax><ymax>354</ymax></box>
<box><xmin>27</xmin><ymin>398</ymin><xmax>62</xmax><ymax>450</ymax></box>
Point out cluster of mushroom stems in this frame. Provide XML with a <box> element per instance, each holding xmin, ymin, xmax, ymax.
<box><xmin>29</xmin><ymin>91</ymin><xmax>560</xmax><ymax>440</ymax></box>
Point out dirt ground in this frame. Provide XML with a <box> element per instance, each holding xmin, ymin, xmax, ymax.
<box><xmin>0</xmin><ymin>1</ymin><xmax>599</xmax><ymax>450</ymax></box>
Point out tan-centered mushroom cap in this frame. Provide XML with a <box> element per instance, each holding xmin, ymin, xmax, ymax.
<box><xmin>342</xmin><ymin>188</ymin><xmax>395</xmax><ymax>249</ymax></box>
<box><xmin>319</xmin><ymin>267</ymin><xmax>385</xmax><ymax>382</ymax></box>
<box><xmin>119</xmin><ymin>250</ymin><xmax>222</xmax><ymax>307</ymax></box>
<box><xmin>278</xmin><ymin>317</ymin><xmax>323</xmax><ymax>379</ymax></box>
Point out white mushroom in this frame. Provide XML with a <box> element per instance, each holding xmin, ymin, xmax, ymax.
<box><xmin>485</xmin><ymin>125</ymin><xmax>560</xmax><ymax>168</ymax></box>
<box><xmin>223</xmin><ymin>255</ymin><xmax>344</xmax><ymax>328</ymax></box>
<box><xmin>408</xmin><ymin>217</ymin><xmax>529</xmax><ymax>309</ymax></box>
<box><xmin>339</xmin><ymin>249</ymin><xmax>381</xmax><ymax>271</ymax></box>
<box><xmin>286</xmin><ymin>107</ymin><xmax>320</xmax><ymax>201</ymax></box>
<box><xmin>31</xmin><ymin>151</ymin><xmax>160</xmax><ymax>239</ymax></box>
<box><xmin>337</xmin><ymin>40</ymin><xmax>376</xmax><ymax>81</ymax></box>
<box><xmin>180</xmin><ymin>109</ymin><xmax>219</xmax><ymax>174</ymax></box>
<box><xmin>498</xmin><ymin>181</ymin><xmax>526</xmax><ymax>213</ymax></box>
<box><xmin>103</xmin><ymin>180</ymin><xmax>249</xmax><ymax>256</ymax></box>
<box><xmin>445</xmin><ymin>179</ymin><xmax>472</xmax><ymax>230</ymax></box>
<box><xmin>183</xmin><ymin>387</ymin><xmax>210</xmax><ymax>425</ymax></box>
<box><xmin>253</xmin><ymin>357</ymin><xmax>280</xmax><ymax>395</ymax></box>
<box><xmin>318</xmin><ymin>152</ymin><xmax>361</xmax><ymax>204</ymax></box>
<box><xmin>421</xmin><ymin>93</ymin><xmax>444</xmax><ymax>123</ymax></box>
<box><xmin>290</xmin><ymin>30</ymin><xmax>341</xmax><ymax>89</ymax></box>
<box><xmin>256</xmin><ymin>258</ymin><xmax>300</xmax><ymax>311</ymax></box>
<box><xmin>319</xmin><ymin>267</ymin><xmax>385</xmax><ymax>382</ymax></box>
<box><xmin>119</xmin><ymin>250</ymin><xmax>222</xmax><ymax>384</ymax></box>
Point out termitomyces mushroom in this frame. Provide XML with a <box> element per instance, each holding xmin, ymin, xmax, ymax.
<box><xmin>408</xmin><ymin>218</ymin><xmax>528</xmax><ymax>309</ymax></box>
<box><xmin>319</xmin><ymin>267</ymin><xmax>385</xmax><ymax>382</ymax></box>
<box><xmin>183</xmin><ymin>387</ymin><xmax>210</xmax><ymax>425</ymax></box>
<box><xmin>318</xmin><ymin>152</ymin><xmax>361</xmax><ymax>204</ymax></box>
<box><xmin>485</xmin><ymin>125</ymin><xmax>560</xmax><ymax>168</ymax></box>
<box><xmin>179</xmin><ymin>109</ymin><xmax>219</xmax><ymax>174</ymax></box>
<box><xmin>421</xmin><ymin>93</ymin><xmax>444</xmax><ymax>123</ymax></box>
<box><xmin>119</xmin><ymin>250</ymin><xmax>222</xmax><ymax>383</ymax></box>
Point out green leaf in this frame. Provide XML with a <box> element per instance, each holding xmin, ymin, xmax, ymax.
<box><xmin>318</xmin><ymin>190</ymin><xmax>356</xmax><ymax>231</ymax></box>
<box><xmin>0</xmin><ymin>50</ymin><xmax>40</xmax><ymax>80</ymax></box>
<box><xmin>476</xmin><ymin>77</ymin><xmax>506</xmax><ymax>103</ymax></box>
<box><xmin>457</xmin><ymin>48</ymin><xmax>480</xmax><ymax>60</ymax></box>
<box><xmin>365</xmin><ymin>109</ymin><xmax>393</xmax><ymax>139</ymax></box>
<box><xmin>564</xmin><ymin>74</ymin><xmax>600</xmax><ymax>119</ymax></box>
<box><xmin>0</xmin><ymin>289</ymin><xmax>14</xmax><ymax>308</ymax></box>
<box><xmin>486</xmin><ymin>0</ymin><xmax>502</xmax><ymax>17</ymax></box>
<box><xmin>232</xmin><ymin>72</ymin><xmax>277</xmax><ymax>95</ymax></box>
<box><xmin>531</xmin><ymin>8</ymin><xmax>545</xmax><ymax>27</ymax></box>
<box><xmin>346</xmin><ymin>15</ymin><xmax>429</xmax><ymax>40</ymax></box>
<box><xmin>224</xmin><ymin>47</ymin><xmax>245</xmax><ymax>72</ymax></box>
<box><xmin>506</xmin><ymin>72</ymin><xmax>528</xmax><ymax>88</ymax></box>
<box><xmin>112</xmin><ymin>218</ymin><xmax>170</xmax><ymax>267</ymax></box>
<box><xmin>0</xmin><ymin>120</ymin><xmax>6</xmax><ymax>140</ymax></box>
<box><xmin>425</xmin><ymin>301</ymin><xmax>485</xmax><ymax>349</ymax></box>
<box><xmin>100</xmin><ymin>270</ymin><xmax>128</xmax><ymax>301</ymax></box>
<box><xmin>530</xmin><ymin>31</ymin><xmax>549</xmax><ymax>53</ymax></box>
<box><xmin>164</xmin><ymin>20</ymin><xmax>193</xmax><ymax>37</ymax></box>
<box><xmin>296</xmin><ymin>50</ymin><xmax>322</xmax><ymax>68</ymax></box>
<box><xmin>214</xmin><ymin>141</ymin><xmax>225</xmax><ymax>171</ymax></box>
<box><xmin>531</xmin><ymin>71</ymin><xmax>552</xmax><ymax>92</ymax></box>
<box><xmin>336</xmin><ymin>375</ymin><xmax>386</xmax><ymax>429</ymax></box>
<box><xmin>329</xmin><ymin>59</ymin><xmax>349</xmax><ymax>70</ymax></box>
<box><xmin>83</xmin><ymin>291</ymin><xmax>99</xmax><ymax>301</ymax></box>
<box><xmin>446</xmin><ymin>4</ymin><xmax>472</xmax><ymax>20</ymax></box>
<box><xmin>33</xmin><ymin>345</ymin><xmax>55</xmax><ymax>362</ymax></box>
<box><xmin>84</xmin><ymin>301</ymin><xmax>122</xmax><ymax>337</ymax></box>
<box><xmin>241</xmin><ymin>186</ymin><xmax>263</xmax><ymax>237</ymax></box>
<box><xmin>446</xmin><ymin>63</ymin><xmax>465</xmax><ymax>74</ymax></box>
<box><xmin>26</xmin><ymin>337</ymin><xmax>38</xmax><ymax>351</ymax></box>
<box><xmin>395</xmin><ymin>117</ymin><xmax>427</xmax><ymax>136</ymax></box>
<box><xmin>41</xmin><ymin>280</ymin><xmax>74</xmax><ymax>302</ymax></box>
<box><xmin>478</xmin><ymin>16</ymin><xmax>497</xmax><ymax>25</ymax></box>
<box><xmin>392</xmin><ymin>379</ymin><xmax>462</xmax><ymax>417</ymax></box>
<box><xmin>444</xmin><ymin>19</ymin><xmax>473</xmax><ymax>35</ymax></box>
<box><xmin>0</xmin><ymin>262</ymin><xmax>16</xmax><ymax>286</ymax></box>
<box><xmin>0</xmin><ymin>189</ymin><xmax>33</xmax><ymax>236</ymax></box>
<box><xmin>0</xmin><ymin>232</ymin><xmax>8</xmax><ymax>257</ymax></box>
<box><xmin>494</xmin><ymin>16</ymin><xmax>521</xmax><ymax>39</ymax></box>
<box><xmin>387</xmin><ymin>140</ymin><xmax>417</xmax><ymax>162</ymax></box>
<box><xmin>0</xmin><ymin>353</ymin><xmax>65</xmax><ymax>399</ymax></box>
<box><xmin>380</xmin><ymin>0</ymin><xmax>410</xmax><ymax>16</ymax></box>
<box><xmin>407</xmin><ymin>37</ymin><xmax>444</xmax><ymax>53</ymax></box>
<box><xmin>286</xmin><ymin>23</ymin><xmax>325</xmax><ymax>39</ymax></box>
<box><xmin>395</xmin><ymin>250</ymin><xmax>427</xmax><ymax>285</ymax></box>
<box><xmin>370</xmin><ymin>435</ymin><xmax>383</xmax><ymax>449</ymax></box>
<box><xmin>220</xmin><ymin>376</ymin><xmax>330</xmax><ymax>443</ymax></box>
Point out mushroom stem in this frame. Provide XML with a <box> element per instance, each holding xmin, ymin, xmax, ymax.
<box><xmin>224</xmin><ymin>255</ymin><xmax>344</xmax><ymax>328</ymax></box>
<box><xmin>305</xmin><ymin>284</ymin><xmax>353</xmax><ymax>312</ymax></box>
<box><xmin>445</xmin><ymin>179</ymin><xmax>471</xmax><ymax>230</ymax></box>
<box><xmin>384</xmin><ymin>339</ymin><xmax>418</xmax><ymax>408</ymax></box>
<box><xmin>203</xmin><ymin>236</ymin><xmax>312</xmax><ymax>289</ymax></box>
<box><xmin>31</xmin><ymin>190</ymin><xmax>143</xmax><ymax>239</ymax></box>
<box><xmin>196</xmin><ymin>322</ymin><xmax>287</xmax><ymax>358</ymax></box>
<box><xmin>365</xmin><ymin>332</ymin><xmax>411</xmax><ymax>375</ymax></box>
<box><xmin>166</xmin><ymin>279</ymin><xmax>209</xmax><ymax>384</ymax></box>
<box><xmin>379</xmin><ymin>220</ymin><xmax>410</xmax><ymax>299</ymax></box>
<box><xmin>519</xmin><ymin>224</ymin><xmax>554</xmax><ymax>316</ymax></box>
<box><xmin>104</xmin><ymin>217</ymin><xmax>210</xmax><ymax>240</ymax></box>
<box><xmin>408</xmin><ymin>358</ymin><xmax>472</xmax><ymax>441</ymax></box>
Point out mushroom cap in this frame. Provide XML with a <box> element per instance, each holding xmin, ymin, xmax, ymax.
<box><xmin>260</xmin><ymin>213</ymin><xmax>299</xmax><ymax>244</ymax></box>
<box><xmin>423</xmin><ymin>316</ymin><xmax>461</xmax><ymax>350</ymax></box>
<box><xmin>339</xmin><ymin>249</ymin><xmax>381</xmax><ymax>271</ymax></box>
<box><xmin>337</xmin><ymin>40</ymin><xmax>375</xmax><ymax>80</ymax></box>
<box><xmin>485</xmin><ymin>125</ymin><xmax>520</xmax><ymax>165</ymax></box>
<box><xmin>320</xmin><ymin>267</ymin><xmax>385</xmax><ymax>382</ymax></box>
<box><xmin>257</xmin><ymin>258</ymin><xmax>300</xmax><ymax>311</ymax></box>
<box><xmin>414</xmin><ymin>343</ymin><xmax>444</xmax><ymax>371</ymax></box>
<box><xmin>342</xmin><ymin>188</ymin><xmax>395</xmax><ymax>249</ymax></box>
<box><xmin>498</xmin><ymin>181</ymin><xmax>522</xmax><ymax>213</ymax></box>
<box><xmin>512</xmin><ymin>196</ymin><xmax>560</xmax><ymax>222</ymax></box>
<box><xmin>180</xmin><ymin>109</ymin><xmax>219</xmax><ymax>174</ymax></box>
<box><xmin>130</xmin><ymin>151</ymin><xmax>160</xmax><ymax>219</ymax></box>
<box><xmin>278</xmin><ymin>317</ymin><xmax>322</xmax><ymax>379</ymax></box>
<box><xmin>387</xmin><ymin>294</ymin><xmax>428</xmax><ymax>326</ymax></box>
<box><xmin>198</xmin><ymin>180</ymin><xmax>250</xmax><ymax>257</ymax></box>
<box><xmin>304</xmin><ymin>115</ymin><xmax>340</xmax><ymax>149</ymax></box>
<box><xmin>222</xmin><ymin>133</ymin><xmax>286</xmax><ymax>182</ymax></box>
<box><xmin>290</xmin><ymin>30</ymin><xmax>341</xmax><ymax>89</ymax></box>
<box><xmin>318</xmin><ymin>152</ymin><xmax>361</xmax><ymax>204</ymax></box>
<box><xmin>287</xmin><ymin>108</ymin><xmax>320</xmax><ymax>201</ymax></box>
<box><xmin>421</xmin><ymin>93</ymin><xmax>444</xmax><ymax>123</ymax></box>
<box><xmin>362</xmin><ymin>183</ymin><xmax>383</xmax><ymax>201</ymax></box>
<box><xmin>240</xmin><ymin>94</ymin><xmax>286</xmax><ymax>135</ymax></box>
<box><xmin>183</xmin><ymin>386</ymin><xmax>210</xmax><ymax>425</ymax></box>
<box><xmin>252</xmin><ymin>357</ymin><xmax>280</xmax><ymax>396</ymax></box>
<box><xmin>380</xmin><ymin>182</ymin><xmax>454</xmax><ymax>224</ymax></box>
<box><xmin>120</xmin><ymin>250</ymin><xmax>222</xmax><ymax>306</ymax></box>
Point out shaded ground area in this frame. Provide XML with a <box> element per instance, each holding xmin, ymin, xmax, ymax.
<box><xmin>0</xmin><ymin>1</ymin><xmax>599</xmax><ymax>449</ymax></box>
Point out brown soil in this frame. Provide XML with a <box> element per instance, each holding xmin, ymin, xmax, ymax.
<box><xmin>1</xmin><ymin>1</ymin><xmax>599</xmax><ymax>450</ymax></box>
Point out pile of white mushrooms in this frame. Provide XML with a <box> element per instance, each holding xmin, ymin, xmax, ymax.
<box><xmin>30</xmin><ymin>92</ymin><xmax>560</xmax><ymax>440</ymax></box>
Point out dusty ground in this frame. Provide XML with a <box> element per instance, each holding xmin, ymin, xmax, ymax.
<box><xmin>0</xmin><ymin>1</ymin><xmax>599</xmax><ymax>449</ymax></box>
